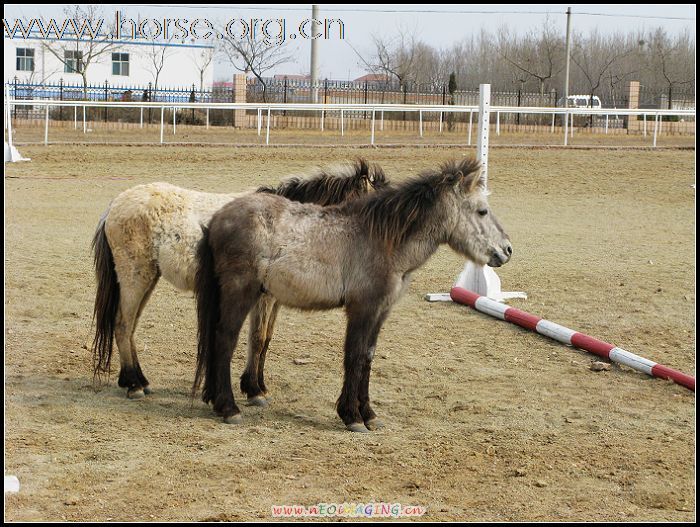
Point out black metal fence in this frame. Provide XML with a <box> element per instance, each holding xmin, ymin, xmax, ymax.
<box><xmin>7</xmin><ymin>77</ymin><xmax>694</xmax><ymax>127</ymax></box>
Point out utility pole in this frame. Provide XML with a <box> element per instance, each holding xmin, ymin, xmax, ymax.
<box><xmin>563</xmin><ymin>6</ymin><xmax>572</xmax><ymax>105</ymax></box>
<box><xmin>310</xmin><ymin>4</ymin><xmax>320</xmax><ymax>103</ymax></box>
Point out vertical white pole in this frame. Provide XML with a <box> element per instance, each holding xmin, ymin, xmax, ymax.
<box><xmin>419</xmin><ymin>110</ymin><xmax>423</xmax><ymax>138</ymax></box>
<box><xmin>658</xmin><ymin>114</ymin><xmax>662</xmax><ymax>135</ymax></box>
<box><xmin>257</xmin><ymin>108</ymin><xmax>262</xmax><ymax>136</ymax></box>
<box><xmin>468</xmin><ymin>110</ymin><xmax>473</xmax><ymax>145</ymax></box>
<box><xmin>564</xmin><ymin>110</ymin><xmax>569</xmax><ymax>146</ymax></box>
<box><xmin>140</xmin><ymin>107</ymin><xmax>143</xmax><ymax>128</ymax></box>
<box><xmin>477</xmin><ymin>84</ymin><xmax>490</xmax><ymax>184</ymax></box>
<box><xmin>370</xmin><ymin>108</ymin><xmax>375</xmax><ymax>145</ymax></box>
<box><xmin>44</xmin><ymin>104</ymin><xmax>49</xmax><ymax>145</ymax></box>
<box><xmin>340</xmin><ymin>109</ymin><xmax>344</xmax><ymax>136</ymax></box>
<box><xmin>160</xmin><ymin>106</ymin><xmax>164</xmax><ymax>144</ymax></box>
<box><xmin>173</xmin><ymin>107</ymin><xmax>176</xmax><ymax>134</ymax></box>
<box><xmin>496</xmin><ymin>111</ymin><xmax>500</xmax><ymax>136</ymax></box>
<box><xmin>206</xmin><ymin>108</ymin><xmax>209</xmax><ymax>130</ymax></box>
<box><xmin>380</xmin><ymin>110</ymin><xmax>384</xmax><ymax>131</ymax></box>
<box><xmin>439</xmin><ymin>111</ymin><xmax>443</xmax><ymax>133</ymax></box>
<box><xmin>266</xmin><ymin>107</ymin><xmax>271</xmax><ymax>145</ymax></box>
<box><xmin>653</xmin><ymin>113</ymin><xmax>659</xmax><ymax>147</ymax></box>
<box><xmin>605</xmin><ymin>114</ymin><xmax>609</xmax><ymax>134</ymax></box>
<box><xmin>643</xmin><ymin>114</ymin><xmax>647</xmax><ymax>136</ymax></box>
<box><xmin>551</xmin><ymin>112</ymin><xmax>555</xmax><ymax>133</ymax></box>
<box><xmin>320</xmin><ymin>110</ymin><xmax>324</xmax><ymax>132</ymax></box>
<box><xmin>5</xmin><ymin>84</ymin><xmax>13</xmax><ymax>146</ymax></box>
<box><xmin>74</xmin><ymin>105</ymin><xmax>78</xmax><ymax>129</ymax></box>
<box><xmin>570</xmin><ymin>112</ymin><xmax>574</xmax><ymax>138</ymax></box>
<box><xmin>83</xmin><ymin>106</ymin><xmax>86</xmax><ymax>134</ymax></box>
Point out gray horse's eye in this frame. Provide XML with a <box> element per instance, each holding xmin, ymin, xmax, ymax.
<box><xmin>478</xmin><ymin>209</ymin><xmax>488</xmax><ymax>216</ymax></box>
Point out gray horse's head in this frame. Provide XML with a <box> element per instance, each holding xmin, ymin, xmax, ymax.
<box><xmin>444</xmin><ymin>160</ymin><xmax>512</xmax><ymax>268</ymax></box>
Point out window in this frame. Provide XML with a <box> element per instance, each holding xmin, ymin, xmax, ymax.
<box><xmin>112</xmin><ymin>52</ymin><xmax>129</xmax><ymax>76</ymax></box>
<box><xmin>16</xmin><ymin>48</ymin><xmax>35</xmax><ymax>71</ymax></box>
<box><xmin>64</xmin><ymin>50</ymin><xmax>83</xmax><ymax>73</ymax></box>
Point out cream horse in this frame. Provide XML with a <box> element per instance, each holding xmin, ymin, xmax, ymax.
<box><xmin>91</xmin><ymin>160</ymin><xmax>388</xmax><ymax>399</ymax></box>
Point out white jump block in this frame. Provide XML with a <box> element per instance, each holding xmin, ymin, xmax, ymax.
<box><xmin>5</xmin><ymin>475</ymin><xmax>20</xmax><ymax>493</ymax></box>
<box><xmin>425</xmin><ymin>261</ymin><xmax>527</xmax><ymax>304</ymax></box>
<box><xmin>4</xmin><ymin>142</ymin><xmax>30</xmax><ymax>163</ymax></box>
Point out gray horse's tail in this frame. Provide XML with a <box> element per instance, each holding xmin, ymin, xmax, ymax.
<box><xmin>91</xmin><ymin>210</ymin><xmax>119</xmax><ymax>379</ymax></box>
<box><xmin>193</xmin><ymin>225</ymin><xmax>220</xmax><ymax>403</ymax></box>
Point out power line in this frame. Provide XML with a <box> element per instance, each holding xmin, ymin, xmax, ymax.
<box><xmin>121</xmin><ymin>5</ymin><xmax>696</xmax><ymax>21</ymax></box>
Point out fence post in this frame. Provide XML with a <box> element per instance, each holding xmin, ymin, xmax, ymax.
<box><xmin>324</xmin><ymin>79</ymin><xmax>328</xmax><ymax>104</ymax></box>
<box><xmin>206</xmin><ymin>107</ymin><xmax>209</xmax><ymax>130</ymax></box>
<box><xmin>83</xmin><ymin>105</ymin><xmax>86</xmax><ymax>134</ymax></box>
<box><xmin>496</xmin><ymin>111</ymin><xmax>500</xmax><ymax>136</ymax></box>
<box><xmin>370</xmin><ymin>108</ymin><xmax>375</xmax><ymax>145</ymax></box>
<box><xmin>13</xmin><ymin>77</ymin><xmax>18</xmax><ymax>119</ymax></box>
<box><xmin>160</xmin><ymin>105</ymin><xmax>164</xmax><ymax>144</ymax></box>
<box><xmin>468</xmin><ymin>110</ymin><xmax>473</xmax><ymax>145</ymax></box>
<box><xmin>74</xmin><ymin>105</ymin><xmax>77</xmax><ymax>129</ymax></box>
<box><xmin>44</xmin><ymin>103</ymin><xmax>49</xmax><ymax>145</ymax></box>
<box><xmin>419</xmin><ymin>109</ymin><xmax>423</xmax><ymax>138</ymax></box>
<box><xmin>364</xmin><ymin>81</ymin><xmax>368</xmax><ymax>119</ymax></box>
<box><xmin>140</xmin><ymin>107</ymin><xmax>143</xmax><ymax>128</ymax></box>
<box><xmin>340</xmin><ymin>108</ymin><xmax>344</xmax><ymax>136</ymax></box>
<box><xmin>563</xmin><ymin>109</ymin><xmax>569</xmax><ymax>146</ymax></box>
<box><xmin>266</xmin><ymin>107</ymin><xmax>271</xmax><ymax>145</ymax></box>
<box><xmin>59</xmin><ymin>78</ymin><xmax>64</xmax><ymax>121</ymax></box>
<box><xmin>257</xmin><ymin>108</ymin><xmax>262</xmax><ymax>136</ymax></box>
<box><xmin>173</xmin><ymin>106</ymin><xmax>176</xmax><ymax>135</ymax></box>
<box><xmin>104</xmin><ymin>80</ymin><xmax>108</xmax><ymax>123</ymax></box>
<box><xmin>653</xmin><ymin>113</ymin><xmax>659</xmax><ymax>147</ymax></box>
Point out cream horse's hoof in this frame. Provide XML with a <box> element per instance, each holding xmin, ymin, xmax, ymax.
<box><xmin>246</xmin><ymin>395</ymin><xmax>268</xmax><ymax>407</ymax></box>
<box><xmin>365</xmin><ymin>418</ymin><xmax>384</xmax><ymax>431</ymax></box>
<box><xmin>346</xmin><ymin>422</ymin><xmax>370</xmax><ymax>433</ymax></box>
<box><xmin>127</xmin><ymin>388</ymin><xmax>145</xmax><ymax>399</ymax></box>
<box><xmin>223</xmin><ymin>414</ymin><xmax>243</xmax><ymax>425</ymax></box>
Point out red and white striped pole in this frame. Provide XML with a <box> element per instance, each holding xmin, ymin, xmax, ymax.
<box><xmin>450</xmin><ymin>287</ymin><xmax>695</xmax><ymax>392</ymax></box>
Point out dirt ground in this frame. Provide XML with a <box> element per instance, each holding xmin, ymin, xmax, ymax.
<box><xmin>4</xmin><ymin>145</ymin><xmax>695</xmax><ymax>521</ymax></box>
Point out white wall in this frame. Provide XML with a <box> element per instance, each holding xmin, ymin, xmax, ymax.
<box><xmin>4</xmin><ymin>37</ymin><xmax>214</xmax><ymax>91</ymax></box>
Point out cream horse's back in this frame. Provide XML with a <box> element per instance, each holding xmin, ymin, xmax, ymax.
<box><xmin>106</xmin><ymin>182</ymin><xmax>237</xmax><ymax>291</ymax></box>
<box><xmin>91</xmin><ymin>161</ymin><xmax>388</xmax><ymax>399</ymax></box>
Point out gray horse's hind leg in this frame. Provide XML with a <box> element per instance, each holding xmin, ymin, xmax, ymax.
<box><xmin>114</xmin><ymin>266</ymin><xmax>159</xmax><ymax>399</ymax></box>
<box><xmin>240</xmin><ymin>295</ymin><xmax>279</xmax><ymax>405</ymax></box>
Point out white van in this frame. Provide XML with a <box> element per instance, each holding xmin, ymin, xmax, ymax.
<box><xmin>558</xmin><ymin>95</ymin><xmax>602</xmax><ymax>109</ymax></box>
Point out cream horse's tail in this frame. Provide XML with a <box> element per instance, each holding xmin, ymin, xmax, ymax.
<box><xmin>91</xmin><ymin>208</ymin><xmax>119</xmax><ymax>380</ymax></box>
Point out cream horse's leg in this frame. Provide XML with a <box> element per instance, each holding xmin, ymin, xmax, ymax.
<box><xmin>113</xmin><ymin>258</ymin><xmax>159</xmax><ymax>399</ymax></box>
<box><xmin>240</xmin><ymin>294</ymin><xmax>280</xmax><ymax>406</ymax></box>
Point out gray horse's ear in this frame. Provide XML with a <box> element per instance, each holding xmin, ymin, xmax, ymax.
<box><xmin>468</xmin><ymin>169</ymin><xmax>485</xmax><ymax>192</ymax></box>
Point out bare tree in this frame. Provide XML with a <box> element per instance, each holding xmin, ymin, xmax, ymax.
<box><xmin>191</xmin><ymin>46</ymin><xmax>215</xmax><ymax>94</ymax></box>
<box><xmin>40</xmin><ymin>5</ymin><xmax>119</xmax><ymax>96</ymax></box>
<box><xmin>144</xmin><ymin>38</ymin><xmax>176</xmax><ymax>99</ymax></box>
<box><xmin>571</xmin><ymin>31</ymin><xmax>635</xmax><ymax>108</ymax></box>
<box><xmin>498</xmin><ymin>19</ymin><xmax>564</xmax><ymax>96</ymax></box>
<box><xmin>217</xmin><ymin>29</ymin><xmax>294</xmax><ymax>102</ymax></box>
<box><xmin>648</xmin><ymin>28</ymin><xmax>695</xmax><ymax>109</ymax></box>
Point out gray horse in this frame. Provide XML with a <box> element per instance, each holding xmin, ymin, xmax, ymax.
<box><xmin>193</xmin><ymin>158</ymin><xmax>512</xmax><ymax>432</ymax></box>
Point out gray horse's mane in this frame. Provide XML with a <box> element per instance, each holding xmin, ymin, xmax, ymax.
<box><xmin>350</xmin><ymin>158</ymin><xmax>483</xmax><ymax>247</ymax></box>
<box><xmin>256</xmin><ymin>159</ymin><xmax>387</xmax><ymax>206</ymax></box>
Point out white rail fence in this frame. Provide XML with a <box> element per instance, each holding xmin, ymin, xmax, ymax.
<box><xmin>4</xmin><ymin>95</ymin><xmax>696</xmax><ymax>148</ymax></box>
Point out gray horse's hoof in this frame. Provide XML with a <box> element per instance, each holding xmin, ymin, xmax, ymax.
<box><xmin>143</xmin><ymin>386</ymin><xmax>153</xmax><ymax>395</ymax></box>
<box><xmin>223</xmin><ymin>414</ymin><xmax>243</xmax><ymax>425</ymax></box>
<box><xmin>246</xmin><ymin>395</ymin><xmax>268</xmax><ymax>407</ymax></box>
<box><xmin>127</xmin><ymin>388</ymin><xmax>145</xmax><ymax>400</ymax></box>
<box><xmin>365</xmin><ymin>418</ymin><xmax>384</xmax><ymax>431</ymax></box>
<box><xmin>346</xmin><ymin>422</ymin><xmax>370</xmax><ymax>433</ymax></box>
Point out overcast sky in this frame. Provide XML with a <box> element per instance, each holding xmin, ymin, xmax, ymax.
<box><xmin>4</xmin><ymin>4</ymin><xmax>696</xmax><ymax>80</ymax></box>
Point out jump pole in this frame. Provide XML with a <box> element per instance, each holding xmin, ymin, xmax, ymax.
<box><xmin>450</xmin><ymin>286</ymin><xmax>695</xmax><ymax>392</ymax></box>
